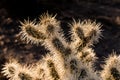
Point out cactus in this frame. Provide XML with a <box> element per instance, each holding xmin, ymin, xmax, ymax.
<box><xmin>1</xmin><ymin>12</ymin><xmax>120</xmax><ymax>80</ymax></box>
<box><xmin>101</xmin><ymin>53</ymin><xmax>120</xmax><ymax>80</ymax></box>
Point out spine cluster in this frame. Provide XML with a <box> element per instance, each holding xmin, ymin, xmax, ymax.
<box><xmin>1</xmin><ymin>12</ymin><xmax>120</xmax><ymax>80</ymax></box>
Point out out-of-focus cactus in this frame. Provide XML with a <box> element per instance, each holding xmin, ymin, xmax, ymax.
<box><xmin>101</xmin><ymin>53</ymin><xmax>120</xmax><ymax>80</ymax></box>
<box><xmin>2</xmin><ymin>59</ymin><xmax>37</xmax><ymax>80</ymax></box>
<box><xmin>1</xmin><ymin>12</ymin><xmax>105</xmax><ymax>80</ymax></box>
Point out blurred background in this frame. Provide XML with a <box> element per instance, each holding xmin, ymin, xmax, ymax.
<box><xmin>0</xmin><ymin>0</ymin><xmax>120</xmax><ymax>79</ymax></box>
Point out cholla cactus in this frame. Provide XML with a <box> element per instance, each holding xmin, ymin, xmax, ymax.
<box><xmin>101</xmin><ymin>53</ymin><xmax>120</xmax><ymax>80</ymax></box>
<box><xmin>2</xmin><ymin>59</ymin><xmax>35</xmax><ymax>80</ymax></box>
<box><xmin>2</xmin><ymin>12</ymin><xmax>105</xmax><ymax>80</ymax></box>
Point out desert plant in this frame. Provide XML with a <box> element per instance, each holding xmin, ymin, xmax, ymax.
<box><xmin>1</xmin><ymin>12</ymin><xmax>120</xmax><ymax>80</ymax></box>
<box><xmin>101</xmin><ymin>53</ymin><xmax>120</xmax><ymax>80</ymax></box>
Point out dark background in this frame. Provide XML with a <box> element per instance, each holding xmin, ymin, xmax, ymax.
<box><xmin>0</xmin><ymin>0</ymin><xmax>120</xmax><ymax>79</ymax></box>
